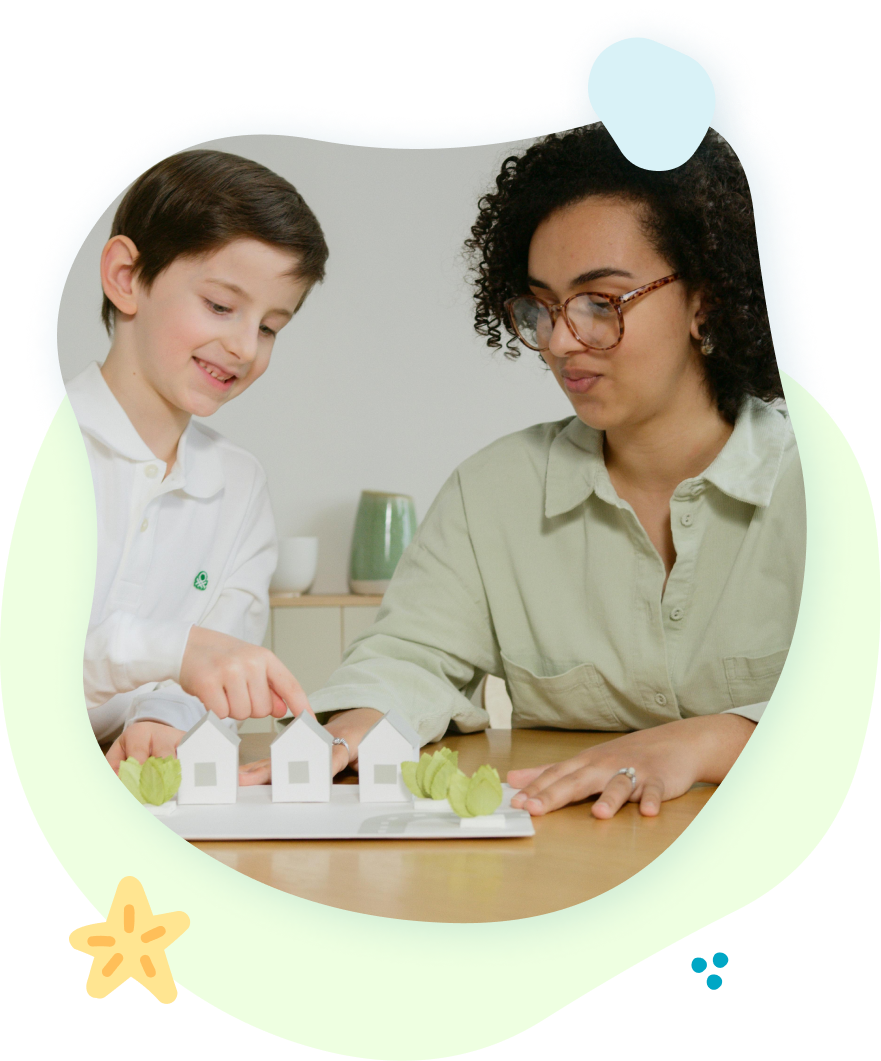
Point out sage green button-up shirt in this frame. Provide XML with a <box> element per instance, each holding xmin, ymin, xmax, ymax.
<box><xmin>310</xmin><ymin>398</ymin><xmax>806</xmax><ymax>745</ymax></box>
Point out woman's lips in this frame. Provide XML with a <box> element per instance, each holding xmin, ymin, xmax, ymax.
<box><xmin>563</xmin><ymin>373</ymin><xmax>601</xmax><ymax>394</ymax></box>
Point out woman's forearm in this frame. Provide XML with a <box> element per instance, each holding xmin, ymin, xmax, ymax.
<box><xmin>690</xmin><ymin>712</ymin><xmax>757</xmax><ymax>783</ymax></box>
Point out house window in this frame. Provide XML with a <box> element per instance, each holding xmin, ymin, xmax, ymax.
<box><xmin>194</xmin><ymin>762</ymin><xmax>217</xmax><ymax>787</ymax></box>
<box><xmin>374</xmin><ymin>764</ymin><xmax>397</xmax><ymax>785</ymax></box>
<box><xmin>288</xmin><ymin>761</ymin><xmax>310</xmax><ymax>784</ymax></box>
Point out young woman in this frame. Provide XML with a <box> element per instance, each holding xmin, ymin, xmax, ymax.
<box><xmin>247</xmin><ymin>124</ymin><xmax>806</xmax><ymax>819</ymax></box>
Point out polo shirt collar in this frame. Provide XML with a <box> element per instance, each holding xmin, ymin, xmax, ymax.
<box><xmin>67</xmin><ymin>361</ymin><xmax>225</xmax><ymax>499</ymax></box>
<box><xmin>544</xmin><ymin>396</ymin><xmax>791</xmax><ymax>519</ymax></box>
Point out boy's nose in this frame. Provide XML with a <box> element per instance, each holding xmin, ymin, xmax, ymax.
<box><xmin>226</xmin><ymin>322</ymin><xmax>260</xmax><ymax>364</ymax></box>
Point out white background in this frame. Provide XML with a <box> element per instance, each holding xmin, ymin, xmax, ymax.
<box><xmin>55</xmin><ymin>136</ymin><xmax>572</xmax><ymax>592</ymax></box>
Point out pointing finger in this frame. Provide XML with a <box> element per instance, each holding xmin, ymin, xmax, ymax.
<box><xmin>266</xmin><ymin>657</ymin><xmax>313</xmax><ymax>719</ymax></box>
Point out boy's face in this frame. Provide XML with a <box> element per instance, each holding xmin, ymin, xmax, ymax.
<box><xmin>127</xmin><ymin>239</ymin><xmax>309</xmax><ymax>418</ymax></box>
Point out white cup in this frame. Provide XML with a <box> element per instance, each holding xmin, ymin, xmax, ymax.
<box><xmin>271</xmin><ymin>537</ymin><xmax>319</xmax><ymax>595</ymax></box>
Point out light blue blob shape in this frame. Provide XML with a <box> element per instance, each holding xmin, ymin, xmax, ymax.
<box><xmin>691</xmin><ymin>957</ymin><xmax>707</xmax><ymax>973</ymax></box>
<box><xmin>713</xmin><ymin>952</ymin><xmax>729</xmax><ymax>968</ymax></box>
<box><xmin>588</xmin><ymin>38</ymin><xmax>715</xmax><ymax>171</ymax></box>
<box><xmin>707</xmin><ymin>974</ymin><xmax>723</xmax><ymax>990</ymax></box>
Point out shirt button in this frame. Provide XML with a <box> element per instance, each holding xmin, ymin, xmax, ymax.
<box><xmin>680</xmin><ymin>513</ymin><xmax>694</xmax><ymax>526</ymax></box>
<box><xmin>140</xmin><ymin>519</ymin><xmax>149</xmax><ymax>532</ymax></box>
<box><xmin>145</xmin><ymin>464</ymin><xmax>159</xmax><ymax>478</ymax></box>
<box><xmin>655</xmin><ymin>693</ymin><xmax>668</xmax><ymax>706</ymax></box>
<box><xmin>670</xmin><ymin>607</ymin><xmax>684</xmax><ymax>621</ymax></box>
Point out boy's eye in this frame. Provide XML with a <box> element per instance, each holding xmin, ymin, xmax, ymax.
<box><xmin>259</xmin><ymin>324</ymin><xmax>277</xmax><ymax>338</ymax></box>
<box><xmin>205</xmin><ymin>299</ymin><xmax>231</xmax><ymax>314</ymax></box>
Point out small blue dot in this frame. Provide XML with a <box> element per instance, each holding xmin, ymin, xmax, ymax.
<box><xmin>707</xmin><ymin>975</ymin><xmax>723</xmax><ymax>990</ymax></box>
<box><xmin>691</xmin><ymin>957</ymin><xmax>707</xmax><ymax>973</ymax></box>
<box><xmin>713</xmin><ymin>952</ymin><xmax>729</xmax><ymax>968</ymax></box>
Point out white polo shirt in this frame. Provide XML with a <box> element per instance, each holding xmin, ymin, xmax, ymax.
<box><xmin>67</xmin><ymin>362</ymin><xmax>277</xmax><ymax>741</ymax></box>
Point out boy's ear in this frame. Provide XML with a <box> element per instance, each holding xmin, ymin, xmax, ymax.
<box><xmin>100</xmin><ymin>235</ymin><xmax>141</xmax><ymax>318</ymax></box>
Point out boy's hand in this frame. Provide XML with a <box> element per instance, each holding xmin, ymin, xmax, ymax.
<box><xmin>106</xmin><ymin>721</ymin><xmax>186</xmax><ymax>773</ymax></box>
<box><xmin>180</xmin><ymin>626</ymin><xmax>313</xmax><ymax>722</ymax></box>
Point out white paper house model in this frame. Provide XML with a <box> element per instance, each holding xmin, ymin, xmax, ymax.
<box><xmin>357</xmin><ymin>709</ymin><xmax>420</xmax><ymax>802</ymax></box>
<box><xmin>270</xmin><ymin>711</ymin><xmax>334</xmax><ymax>802</ymax></box>
<box><xmin>176</xmin><ymin>712</ymin><xmax>240</xmax><ymax>805</ymax></box>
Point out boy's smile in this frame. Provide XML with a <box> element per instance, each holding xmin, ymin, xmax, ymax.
<box><xmin>193</xmin><ymin>356</ymin><xmax>238</xmax><ymax>389</ymax></box>
<box><xmin>101</xmin><ymin>237</ymin><xmax>310</xmax><ymax>462</ymax></box>
<box><xmin>137</xmin><ymin>239</ymin><xmax>307</xmax><ymax>416</ymax></box>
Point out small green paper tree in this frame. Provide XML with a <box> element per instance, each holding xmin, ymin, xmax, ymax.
<box><xmin>402</xmin><ymin>748</ymin><xmax>503</xmax><ymax>817</ymax></box>
<box><xmin>118</xmin><ymin>756</ymin><xmax>182</xmax><ymax>806</ymax></box>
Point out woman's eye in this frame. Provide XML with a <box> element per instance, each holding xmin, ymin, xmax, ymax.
<box><xmin>205</xmin><ymin>299</ymin><xmax>231</xmax><ymax>315</ymax></box>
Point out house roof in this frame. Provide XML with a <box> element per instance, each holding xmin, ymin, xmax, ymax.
<box><xmin>360</xmin><ymin>708</ymin><xmax>420</xmax><ymax>750</ymax></box>
<box><xmin>270</xmin><ymin>710</ymin><xmax>334</xmax><ymax>748</ymax></box>
<box><xmin>179</xmin><ymin>711</ymin><xmax>241</xmax><ymax>748</ymax></box>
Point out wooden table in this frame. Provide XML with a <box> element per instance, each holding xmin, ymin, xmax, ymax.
<box><xmin>195</xmin><ymin>730</ymin><xmax>715</xmax><ymax>922</ymax></box>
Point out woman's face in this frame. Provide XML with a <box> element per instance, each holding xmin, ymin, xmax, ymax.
<box><xmin>526</xmin><ymin>196</ymin><xmax>706</xmax><ymax>434</ymax></box>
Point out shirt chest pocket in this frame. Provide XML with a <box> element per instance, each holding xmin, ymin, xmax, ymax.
<box><xmin>723</xmin><ymin>648</ymin><xmax>789</xmax><ymax>708</ymax></box>
<box><xmin>500</xmin><ymin>654</ymin><xmax>624</xmax><ymax>731</ymax></box>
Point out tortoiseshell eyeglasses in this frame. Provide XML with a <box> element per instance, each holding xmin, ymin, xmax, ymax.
<box><xmin>505</xmin><ymin>273</ymin><xmax>682</xmax><ymax>352</ymax></box>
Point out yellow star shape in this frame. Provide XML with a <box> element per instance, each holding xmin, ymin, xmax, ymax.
<box><xmin>69</xmin><ymin>876</ymin><xmax>190</xmax><ymax>1003</ymax></box>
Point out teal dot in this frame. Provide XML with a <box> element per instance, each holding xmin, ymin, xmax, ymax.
<box><xmin>707</xmin><ymin>975</ymin><xmax>723</xmax><ymax>990</ymax></box>
<box><xmin>713</xmin><ymin>952</ymin><xmax>729</xmax><ymax>968</ymax></box>
<box><xmin>691</xmin><ymin>957</ymin><xmax>707</xmax><ymax>973</ymax></box>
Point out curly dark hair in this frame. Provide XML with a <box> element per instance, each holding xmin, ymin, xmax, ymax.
<box><xmin>465</xmin><ymin>123</ymin><xmax>781</xmax><ymax>424</ymax></box>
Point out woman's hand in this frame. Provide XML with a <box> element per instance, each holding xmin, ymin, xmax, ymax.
<box><xmin>180</xmin><ymin>626</ymin><xmax>312</xmax><ymax>722</ymax></box>
<box><xmin>509</xmin><ymin>713</ymin><xmax>756</xmax><ymax>819</ymax></box>
<box><xmin>238</xmin><ymin>708</ymin><xmax>385</xmax><ymax>786</ymax></box>
<box><xmin>106</xmin><ymin>721</ymin><xmax>187</xmax><ymax>773</ymax></box>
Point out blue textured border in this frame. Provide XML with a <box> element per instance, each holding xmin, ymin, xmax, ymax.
<box><xmin>29</xmin><ymin>11</ymin><xmax>827</xmax><ymax>426</ymax></box>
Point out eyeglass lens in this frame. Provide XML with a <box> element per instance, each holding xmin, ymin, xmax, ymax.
<box><xmin>511</xmin><ymin>294</ymin><xmax>620</xmax><ymax>351</ymax></box>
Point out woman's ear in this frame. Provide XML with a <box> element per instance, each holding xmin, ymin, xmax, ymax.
<box><xmin>689</xmin><ymin>289</ymin><xmax>710</xmax><ymax>343</ymax></box>
<box><xmin>100</xmin><ymin>235</ymin><xmax>140</xmax><ymax>318</ymax></box>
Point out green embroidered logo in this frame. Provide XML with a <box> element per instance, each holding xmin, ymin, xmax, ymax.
<box><xmin>193</xmin><ymin>571</ymin><xmax>209</xmax><ymax>591</ymax></box>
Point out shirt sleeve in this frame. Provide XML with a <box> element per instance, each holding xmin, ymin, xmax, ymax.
<box><xmin>123</xmin><ymin>682</ymin><xmax>236</xmax><ymax>735</ymax></box>
<box><xmin>83</xmin><ymin>614</ymin><xmax>194</xmax><ymax>710</ymax></box>
<box><xmin>309</xmin><ymin>471</ymin><xmax>500</xmax><ymax>744</ymax></box>
<box><xmin>722</xmin><ymin>701</ymin><xmax>767</xmax><ymax>723</ymax></box>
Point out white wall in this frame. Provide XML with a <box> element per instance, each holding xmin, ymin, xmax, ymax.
<box><xmin>56</xmin><ymin>135</ymin><xmax>574</xmax><ymax>592</ymax></box>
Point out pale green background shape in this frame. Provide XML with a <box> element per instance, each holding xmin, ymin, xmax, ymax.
<box><xmin>1</xmin><ymin>375</ymin><xmax>877</xmax><ymax>1059</ymax></box>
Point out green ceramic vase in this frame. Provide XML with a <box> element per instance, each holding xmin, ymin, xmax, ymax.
<box><xmin>349</xmin><ymin>491</ymin><xmax>417</xmax><ymax>594</ymax></box>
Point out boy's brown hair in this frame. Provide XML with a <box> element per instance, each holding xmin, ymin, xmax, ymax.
<box><xmin>102</xmin><ymin>149</ymin><xmax>328</xmax><ymax>333</ymax></box>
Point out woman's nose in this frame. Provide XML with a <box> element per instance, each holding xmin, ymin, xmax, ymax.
<box><xmin>546</xmin><ymin>311</ymin><xmax>583</xmax><ymax>359</ymax></box>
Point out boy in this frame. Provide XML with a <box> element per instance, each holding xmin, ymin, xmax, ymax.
<box><xmin>66</xmin><ymin>149</ymin><xmax>328</xmax><ymax>774</ymax></box>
